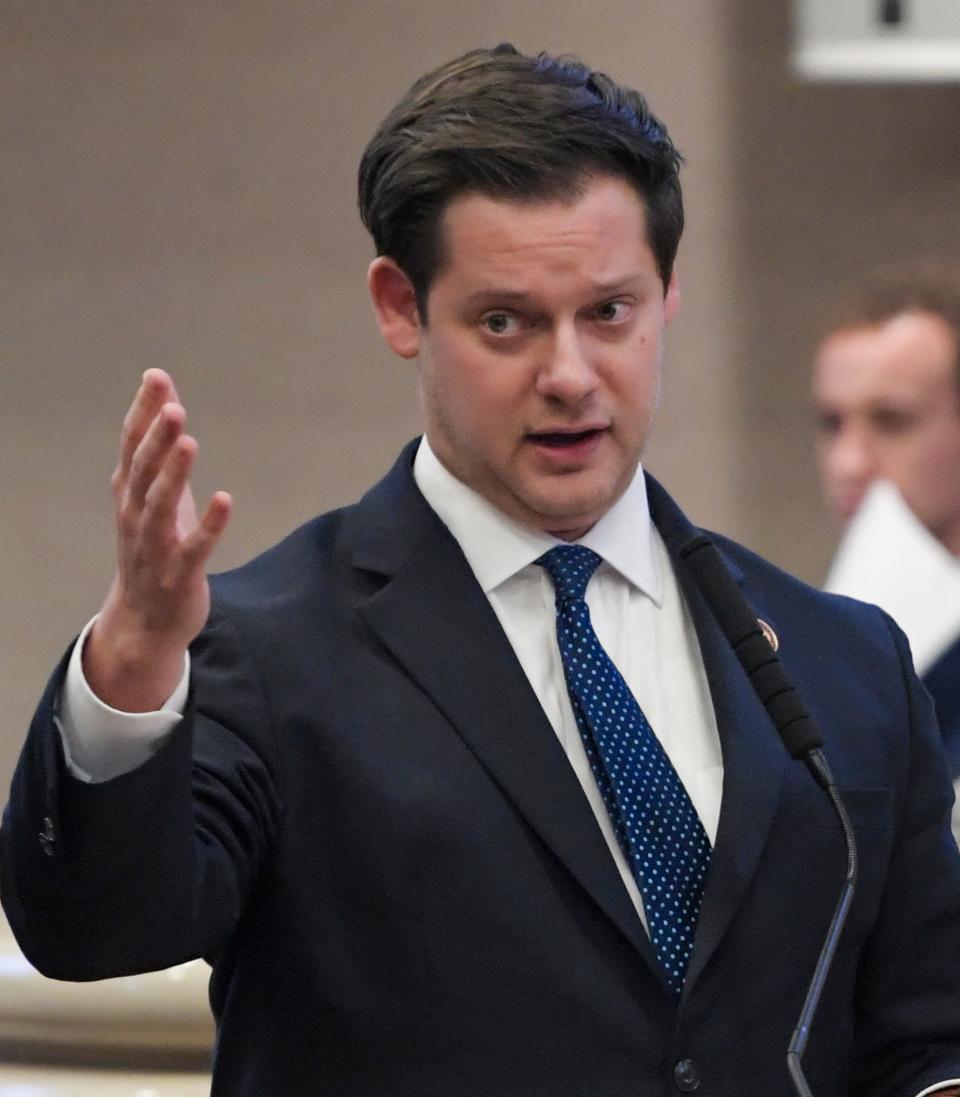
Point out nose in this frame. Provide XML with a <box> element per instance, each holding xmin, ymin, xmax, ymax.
<box><xmin>535</xmin><ymin>324</ymin><xmax>598</xmax><ymax>404</ymax></box>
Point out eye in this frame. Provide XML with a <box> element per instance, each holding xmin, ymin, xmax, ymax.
<box><xmin>816</xmin><ymin>412</ymin><xmax>842</xmax><ymax>436</ymax></box>
<box><xmin>480</xmin><ymin>311</ymin><xmax>521</xmax><ymax>336</ymax></box>
<box><xmin>594</xmin><ymin>299</ymin><xmax>631</xmax><ymax>323</ymax></box>
<box><xmin>870</xmin><ymin>407</ymin><xmax>916</xmax><ymax>434</ymax></box>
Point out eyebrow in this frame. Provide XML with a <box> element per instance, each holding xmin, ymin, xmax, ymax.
<box><xmin>462</xmin><ymin>290</ymin><xmax>534</xmax><ymax>307</ymax></box>
<box><xmin>461</xmin><ymin>279</ymin><xmax>642</xmax><ymax>308</ymax></box>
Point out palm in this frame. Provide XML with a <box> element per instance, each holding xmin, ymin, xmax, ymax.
<box><xmin>86</xmin><ymin>369</ymin><xmax>231</xmax><ymax>712</ymax></box>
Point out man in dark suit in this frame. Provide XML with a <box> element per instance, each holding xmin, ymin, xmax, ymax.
<box><xmin>927</xmin><ymin>636</ymin><xmax>960</xmax><ymax>774</ymax></box>
<box><xmin>812</xmin><ymin>264</ymin><xmax>960</xmax><ymax>807</ymax></box>
<box><xmin>3</xmin><ymin>45</ymin><xmax>960</xmax><ymax>1097</ymax></box>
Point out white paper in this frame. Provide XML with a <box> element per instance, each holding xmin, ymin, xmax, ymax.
<box><xmin>824</xmin><ymin>480</ymin><xmax>960</xmax><ymax>674</ymax></box>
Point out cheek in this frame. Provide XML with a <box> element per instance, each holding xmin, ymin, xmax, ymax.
<box><xmin>884</xmin><ymin>430</ymin><xmax>959</xmax><ymax>511</ymax></box>
<box><xmin>814</xmin><ymin>438</ymin><xmax>837</xmax><ymax>475</ymax></box>
<box><xmin>423</xmin><ymin>348</ymin><xmax>522</xmax><ymax>440</ymax></box>
<box><xmin>605</xmin><ymin>348</ymin><xmax>653</xmax><ymax>400</ymax></box>
<box><xmin>908</xmin><ymin>425</ymin><xmax>960</xmax><ymax>477</ymax></box>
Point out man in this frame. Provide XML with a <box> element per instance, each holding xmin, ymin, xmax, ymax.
<box><xmin>3</xmin><ymin>46</ymin><xmax>960</xmax><ymax>1097</ymax></box>
<box><xmin>812</xmin><ymin>265</ymin><xmax>960</xmax><ymax>779</ymax></box>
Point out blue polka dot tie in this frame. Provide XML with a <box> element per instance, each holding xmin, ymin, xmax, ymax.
<box><xmin>537</xmin><ymin>544</ymin><xmax>711</xmax><ymax>998</ymax></box>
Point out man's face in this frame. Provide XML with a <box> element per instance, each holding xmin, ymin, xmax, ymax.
<box><xmin>812</xmin><ymin>311</ymin><xmax>960</xmax><ymax>552</ymax></box>
<box><xmin>370</xmin><ymin>175</ymin><xmax>678</xmax><ymax>540</ymax></box>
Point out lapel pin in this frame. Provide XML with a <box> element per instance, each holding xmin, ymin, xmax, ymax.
<box><xmin>757</xmin><ymin>618</ymin><xmax>779</xmax><ymax>652</ymax></box>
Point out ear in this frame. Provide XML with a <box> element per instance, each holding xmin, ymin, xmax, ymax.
<box><xmin>663</xmin><ymin>269</ymin><xmax>681</xmax><ymax>325</ymax></box>
<box><xmin>368</xmin><ymin>257</ymin><xmax>422</xmax><ymax>359</ymax></box>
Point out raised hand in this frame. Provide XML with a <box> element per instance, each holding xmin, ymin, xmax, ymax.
<box><xmin>83</xmin><ymin>369</ymin><xmax>232</xmax><ymax>712</ymax></box>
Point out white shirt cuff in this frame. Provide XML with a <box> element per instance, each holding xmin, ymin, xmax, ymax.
<box><xmin>915</xmin><ymin>1080</ymin><xmax>960</xmax><ymax>1097</ymax></box>
<box><xmin>55</xmin><ymin>616</ymin><xmax>189</xmax><ymax>784</ymax></box>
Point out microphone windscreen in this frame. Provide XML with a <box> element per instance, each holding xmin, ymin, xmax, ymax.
<box><xmin>679</xmin><ymin>535</ymin><xmax>823</xmax><ymax>759</ymax></box>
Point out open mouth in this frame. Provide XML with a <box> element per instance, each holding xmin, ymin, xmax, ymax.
<box><xmin>529</xmin><ymin>428</ymin><xmax>604</xmax><ymax>448</ymax></box>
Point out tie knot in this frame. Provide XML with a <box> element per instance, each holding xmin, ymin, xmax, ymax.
<box><xmin>536</xmin><ymin>545</ymin><xmax>602</xmax><ymax>603</ymax></box>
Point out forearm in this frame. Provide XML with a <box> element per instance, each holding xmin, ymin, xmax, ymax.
<box><xmin>2</xmin><ymin>606</ymin><xmax>283</xmax><ymax>982</ymax></box>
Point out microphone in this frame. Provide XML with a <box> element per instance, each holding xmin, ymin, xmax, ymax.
<box><xmin>678</xmin><ymin>534</ymin><xmax>858</xmax><ymax>1097</ymax></box>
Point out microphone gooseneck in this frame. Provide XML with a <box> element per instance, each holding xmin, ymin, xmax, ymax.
<box><xmin>678</xmin><ymin>533</ymin><xmax>859</xmax><ymax>1097</ymax></box>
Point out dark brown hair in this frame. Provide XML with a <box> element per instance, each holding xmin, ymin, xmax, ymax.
<box><xmin>358</xmin><ymin>44</ymin><xmax>683</xmax><ymax>319</ymax></box>
<box><xmin>823</xmin><ymin>261</ymin><xmax>960</xmax><ymax>378</ymax></box>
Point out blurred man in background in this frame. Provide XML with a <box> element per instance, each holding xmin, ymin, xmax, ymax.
<box><xmin>812</xmin><ymin>263</ymin><xmax>960</xmax><ymax>821</ymax></box>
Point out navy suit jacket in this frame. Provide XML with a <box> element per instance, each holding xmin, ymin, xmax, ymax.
<box><xmin>925</xmin><ymin>636</ymin><xmax>960</xmax><ymax>778</ymax></box>
<box><xmin>3</xmin><ymin>441</ymin><xmax>960</xmax><ymax>1097</ymax></box>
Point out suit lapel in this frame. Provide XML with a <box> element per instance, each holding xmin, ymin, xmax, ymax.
<box><xmin>349</xmin><ymin>448</ymin><xmax>791</xmax><ymax>995</ymax></box>
<box><xmin>350</xmin><ymin>445</ymin><xmax>666</xmax><ymax>984</ymax></box>
<box><xmin>647</xmin><ymin>477</ymin><xmax>789</xmax><ymax>992</ymax></box>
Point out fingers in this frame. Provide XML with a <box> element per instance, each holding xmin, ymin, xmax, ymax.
<box><xmin>139</xmin><ymin>433</ymin><xmax>231</xmax><ymax>577</ymax></box>
<box><xmin>101</xmin><ymin>372</ymin><xmax>230</xmax><ymax>672</ymax></box>
<box><xmin>126</xmin><ymin>402</ymin><xmax>187</xmax><ymax>508</ymax></box>
<box><xmin>113</xmin><ymin>369</ymin><xmax>231</xmax><ymax>581</ymax></box>
<box><xmin>140</xmin><ymin>431</ymin><xmax>197</xmax><ymax>536</ymax></box>
<box><xmin>135</xmin><ymin>433</ymin><xmax>231</xmax><ymax>570</ymax></box>
<box><xmin>178</xmin><ymin>491</ymin><xmax>233</xmax><ymax>573</ymax></box>
<box><xmin>117</xmin><ymin>370</ymin><xmax>178</xmax><ymax>484</ymax></box>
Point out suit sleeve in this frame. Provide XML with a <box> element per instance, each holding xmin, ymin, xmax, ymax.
<box><xmin>0</xmin><ymin>604</ymin><xmax>284</xmax><ymax>980</ymax></box>
<box><xmin>852</xmin><ymin>613</ymin><xmax>960</xmax><ymax>1097</ymax></box>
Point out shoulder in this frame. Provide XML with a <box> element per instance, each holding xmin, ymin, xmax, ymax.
<box><xmin>706</xmin><ymin>531</ymin><xmax>938</xmax><ymax>774</ymax></box>
<box><xmin>206</xmin><ymin>437</ymin><xmax>429</xmax><ymax>616</ymax></box>
<box><xmin>699</xmin><ymin>534</ymin><xmax>956</xmax><ymax>814</ymax></box>
<box><xmin>209</xmin><ymin>507</ymin><xmax>353</xmax><ymax>610</ymax></box>
<box><xmin>923</xmin><ymin>635</ymin><xmax>960</xmax><ymax>772</ymax></box>
<box><xmin>648</xmin><ymin>472</ymin><xmax>908</xmax><ymax>677</ymax></box>
<box><xmin>181</xmin><ymin>507</ymin><xmax>361</xmax><ymax>688</ymax></box>
<box><xmin>646</xmin><ymin>472</ymin><xmax>895</xmax><ymax>652</ymax></box>
<box><xmin>710</xmin><ymin>529</ymin><xmax>899</xmax><ymax>649</ymax></box>
<box><xmin>705</xmin><ymin>530</ymin><xmax>920</xmax><ymax>717</ymax></box>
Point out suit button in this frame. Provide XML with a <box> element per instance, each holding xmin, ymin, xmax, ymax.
<box><xmin>38</xmin><ymin>816</ymin><xmax>55</xmax><ymax>857</ymax></box>
<box><xmin>674</xmin><ymin>1059</ymin><xmax>701</xmax><ymax>1092</ymax></box>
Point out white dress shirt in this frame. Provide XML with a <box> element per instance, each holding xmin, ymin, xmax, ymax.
<box><xmin>412</xmin><ymin>439</ymin><xmax>722</xmax><ymax>922</ymax></box>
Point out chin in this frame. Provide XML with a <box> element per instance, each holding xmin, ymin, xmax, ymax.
<box><xmin>522</xmin><ymin>490</ymin><xmax>613</xmax><ymax>536</ymax></box>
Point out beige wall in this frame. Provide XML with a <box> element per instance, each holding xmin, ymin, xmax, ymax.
<box><xmin>726</xmin><ymin>1</ymin><xmax>960</xmax><ymax>580</ymax></box>
<box><xmin>2</xmin><ymin>0</ymin><xmax>959</xmax><ymax>790</ymax></box>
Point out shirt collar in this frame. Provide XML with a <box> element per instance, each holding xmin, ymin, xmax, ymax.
<box><xmin>413</xmin><ymin>436</ymin><xmax>662</xmax><ymax>605</ymax></box>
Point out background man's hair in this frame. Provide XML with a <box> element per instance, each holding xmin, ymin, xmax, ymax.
<box><xmin>358</xmin><ymin>43</ymin><xmax>683</xmax><ymax>318</ymax></box>
<box><xmin>822</xmin><ymin>261</ymin><xmax>960</xmax><ymax>378</ymax></box>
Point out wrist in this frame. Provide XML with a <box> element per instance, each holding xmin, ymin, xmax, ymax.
<box><xmin>83</xmin><ymin>605</ymin><xmax>189</xmax><ymax>714</ymax></box>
